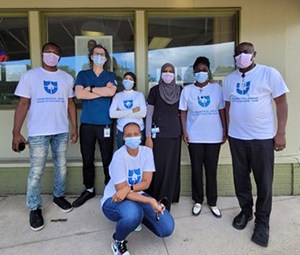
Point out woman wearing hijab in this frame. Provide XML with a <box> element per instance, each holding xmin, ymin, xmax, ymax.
<box><xmin>109</xmin><ymin>72</ymin><xmax>147</xmax><ymax>149</ymax></box>
<box><xmin>145</xmin><ymin>63</ymin><xmax>182</xmax><ymax>211</ymax></box>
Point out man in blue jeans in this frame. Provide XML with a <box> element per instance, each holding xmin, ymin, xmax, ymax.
<box><xmin>12</xmin><ymin>42</ymin><xmax>78</xmax><ymax>231</ymax></box>
<box><xmin>101</xmin><ymin>122</ymin><xmax>174</xmax><ymax>255</ymax></box>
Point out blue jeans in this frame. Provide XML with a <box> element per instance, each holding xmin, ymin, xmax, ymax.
<box><xmin>27</xmin><ymin>133</ymin><xmax>69</xmax><ymax>211</ymax></box>
<box><xmin>102</xmin><ymin>193</ymin><xmax>175</xmax><ymax>241</ymax></box>
<box><xmin>116</xmin><ymin>129</ymin><xmax>145</xmax><ymax>149</ymax></box>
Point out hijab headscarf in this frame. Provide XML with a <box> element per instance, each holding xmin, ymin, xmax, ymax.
<box><xmin>158</xmin><ymin>63</ymin><xmax>181</xmax><ymax>105</ymax></box>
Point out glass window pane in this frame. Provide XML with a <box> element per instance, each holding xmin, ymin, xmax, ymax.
<box><xmin>148</xmin><ymin>15</ymin><xmax>237</xmax><ymax>88</ymax></box>
<box><xmin>0</xmin><ymin>17</ymin><xmax>30</xmax><ymax>105</ymax></box>
<box><xmin>47</xmin><ymin>16</ymin><xmax>135</xmax><ymax>87</ymax></box>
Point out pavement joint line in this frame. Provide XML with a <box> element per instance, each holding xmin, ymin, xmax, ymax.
<box><xmin>0</xmin><ymin>227</ymin><xmax>115</xmax><ymax>251</ymax></box>
<box><xmin>163</xmin><ymin>238</ymin><xmax>170</xmax><ymax>255</ymax></box>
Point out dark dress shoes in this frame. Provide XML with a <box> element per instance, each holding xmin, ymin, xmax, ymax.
<box><xmin>232</xmin><ymin>211</ymin><xmax>253</xmax><ymax>230</ymax></box>
<box><xmin>251</xmin><ymin>224</ymin><xmax>269</xmax><ymax>247</ymax></box>
<box><xmin>72</xmin><ymin>189</ymin><xmax>96</xmax><ymax>208</ymax></box>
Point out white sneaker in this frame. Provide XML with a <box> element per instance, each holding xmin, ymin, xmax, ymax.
<box><xmin>210</xmin><ymin>206</ymin><xmax>222</xmax><ymax>218</ymax></box>
<box><xmin>134</xmin><ymin>223</ymin><xmax>142</xmax><ymax>232</ymax></box>
<box><xmin>192</xmin><ymin>203</ymin><xmax>202</xmax><ymax>216</ymax></box>
<box><xmin>111</xmin><ymin>240</ymin><xmax>130</xmax><ymax>255</ymax></box>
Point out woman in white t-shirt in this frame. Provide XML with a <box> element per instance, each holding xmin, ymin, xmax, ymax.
<box><xmin>109</xmin><ymin>72</ymin><xmax>147</xmax><ymax>148</ymax></box>
<box><xmin>101</xmin><ymin>122</ymin><xmax>174</xmax><ymax>255</ymax></box>
<box><xmin>179</xmin><ymin>56</ymin><xmax>226</xmax><ymax>219</ymax></box>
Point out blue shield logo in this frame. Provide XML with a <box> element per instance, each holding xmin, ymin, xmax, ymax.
<box><xmin>124</xmin><ymin>100</ymin><xmax>133</xmax><ymax>109</ymax></box>
<box><xmin>198</xmin><ymin>95</ymin><xmax>211</xmax><ymax>107</ymax></box>
<box><xmin>44</xmin><ymin>81</ymin><xmax>58</xmax><ymax>94</ymax></box>
<box><xmin>128</xmin><ymin>168</ymin><xmax>142</xmax><ymax>185</ymax></box>
<box><xmin>236</xmin><ymin>81</ymin><xmax>250</xmax><ymax>95</ymax></box>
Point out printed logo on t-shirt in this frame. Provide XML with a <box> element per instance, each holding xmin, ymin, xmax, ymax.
<box><xmin>236</xmin><ymin>81</ymin><xmax>250</xmax><ymax>95</ymax></box>
<box><xmin>128</xmin><ymin>168</ymin><xmax>142</xmax><ymax>185</ymax></box>
<box><xmin>124</xmin><ymin>100</ymin><xmax>133</xmax><ymax>109</ymax></box>
<box><xmin>197</xmin><ymin>95</ymin><xmax>211</xmax><ymax>107</ymax></box>
<box><xmin>44</xmin><ymin>81</ymin><xmax>58</xmax><ymax>94</ymax></box>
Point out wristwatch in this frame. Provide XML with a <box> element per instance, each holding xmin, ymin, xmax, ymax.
<box><xmin>90</xmin><ymin>85</ymin><xmax>95</xmax><ymax>92</ymax></box>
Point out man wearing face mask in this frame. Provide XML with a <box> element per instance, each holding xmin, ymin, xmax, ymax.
<box><xmin>73</xmin><ymin>44</ymin><xmax>117</xmax><ymax>208</ymax></box>
<box><xmin>223</xmin><ymin>42</ymin><xmax>289</xmax><ymax>247</ymax></box>
<box><xmin>109</xmin><ymin>72</ymin><xmax>147</xmax><ymax>149</ymax></box>
<box><xmin>12</xmin><ymin>42</ymin><xmax>78</xmax><ymax>231</ymax></box>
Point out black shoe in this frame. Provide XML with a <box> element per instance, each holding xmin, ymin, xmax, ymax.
<box><xmin>53</xmin><ymin>196</ymin><xmax>73</xmax><ymax>213</ymax></box>
<box><xmin>232</xmin><ymin>211</ymin><xmax>253</xmax><ymax>230</ymax></box>
<box><xmin>251</xmin><ymin>224</ymin><xmax>269</xmax><ymax>247</ymax></box>
<box><xmin>72</xmin><ymin>189</ymin><xmax>95</xmax><ymax>208</ymax></box>
<box><xmin>29</xmin><ymin>209</ymin><xmax>44</xmax><ymax>231</ymax></box>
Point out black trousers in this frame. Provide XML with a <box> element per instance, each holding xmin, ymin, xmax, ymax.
<box><xmin>80</xmin><ymin>123</ymin><xmax>114</xmax><ymax>188</ymax></box>
<box><xmin>188</xmin><ymin>143</ymin><xmax>221</xmax><ymax>206</ymax></box>
<box><xmin>228</xmin><ymin>137</ymin><xmax>274</xmax><ymax>227</ymax></box>
<box><xmin>147</xmin><ymin>137</ymin><xmax>181</xmax><ymax>211</ymax></box>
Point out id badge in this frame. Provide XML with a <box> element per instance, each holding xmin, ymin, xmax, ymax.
<box><xmin>104</xmin><ymin>127</ymin><xmax>111</xmax><ymax>138</ymax></box>
<box><xmin>151</xmin><ymin>127</ymin><xmax>160</xmax><ymax>139</ymax></box>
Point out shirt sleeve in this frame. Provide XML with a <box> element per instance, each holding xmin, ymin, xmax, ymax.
<box><xmin>139</xmin><ymin>92</ymin><xmax>147</xmax><ymax>109</ymax></box>
<box><xmin>143</xmin><ymin>147</ymin><xmax>156</xmax><ymax>172</ymax></box>
<box><xmin>68</xmin><ymin>76</ymin><xmax>75</xmax><ymax>98</ymax></box>
<box><xmin>218</xmin><ymin>86</ymin><xmax>225</xmax><ymax>109</ymax></box>
<box><xmin>14</xmin><ymin>72</ymin><xmax>31</xmax><ymax>99</ymax></box>
<box><xmin>108</xmin><ymin>72</ymin><xmax>118</xmax><ymax>87</ymax></box>
<box><xmin>147</xmin><ymin>86</ymin><xmax>156</xmax><ymax>106</ymax></box>
<box><xmin>109</xmin><ymin>151</ymin><xmax>127</xmax><ymax>185</ymax></box>
<box><xmin>223</xmin><ymin>78</ymin><xmax>230</xmax><ymax>102</ymax></box>
<box><xmin>267</xmin><ymin>67</ymin><xmax>289</xmax><ymax>98</ymax></box>
<box><xmin>179</xmin><ymin>87</ymin><xmax>188</xmax><ymax>110</ymax></box>
<box><xmin>74</xmin><ymin>71</ymin><xmax>86</xmax><ymax>87</ymax></box>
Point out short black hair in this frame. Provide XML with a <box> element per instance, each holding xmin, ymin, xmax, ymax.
<box><xmin>193</xmin><ymin>56</ymin><xmax>210</xmax><ymax>71</ymax></box>
<box><xmin>123</xmin><ymin>72</ymin><xmax>137</xmax><ymax>89</ymax></box>
<box><xmin>42</xmin><ymin>42</ymin><xmax>61</xmax><ymax>55</ymax></box>
<box><xmin>123</xmin><ymin>122</ymin><xmax>141</xmax><ymax>132</ymax></box>
<box><xmin>88</xmin><ymin>44</ymin><xmax>111</xmax><ymax>70</ymax></box>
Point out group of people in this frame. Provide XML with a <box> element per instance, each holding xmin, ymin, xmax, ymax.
<box><xmin>12</xmin><ymin>40</ymin><xmax>288</xmax><ymax>255</ymax></box>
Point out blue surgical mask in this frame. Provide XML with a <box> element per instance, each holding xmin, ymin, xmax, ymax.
<box><xmin>195</xmin><ymin>72</ymin><xmax>208</xmax><ymax>83</ymax></box>
<box><xmin>93</xmin><ymin>55</ymin><xmax>106</xmax><ymax>67</ymax></box>
<box><xmin>122</xmin><ymin>79</ymin><xmax>134</xmax><ymax>90</ymax></box>
<box><xmin>124</xmin><ymin>136</ymin><xmax>141</xmax><ymax>150</ymax></box>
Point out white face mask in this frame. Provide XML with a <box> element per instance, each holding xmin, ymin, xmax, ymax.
<box><xmin>122</xmin><ymin>79</ymin><xmax>134</xmax><ymax>90</ymax></box>
<box><xmin>161</xmin><ymin>72</ymin><xmax>175</xmax><ymax>84</ymax></box>
<box><xmin>194</xmin><ymin>71</ymin><xmax>208</xmax><ymax>83</ymax></box>
<box><xmin>93</xmin><ymin>54</ymin><xmax>106</xmax><ymax>67</ymax></box>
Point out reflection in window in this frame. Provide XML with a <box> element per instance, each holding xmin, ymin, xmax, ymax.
<box><xmin>148</xmin><ymin>15</ymin><xmax>237</xmax><ymax>88</ymax></box>
<box><xmin>0</xmin><ymin>17</ymin><xmax>30</xmax><ymax>105</ymax></box>
<box><xmin>47</xmin><ymin>16</ymin><xmax>135</xmax><ymax>87</ymax></box>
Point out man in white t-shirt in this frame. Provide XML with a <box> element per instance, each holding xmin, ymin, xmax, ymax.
<box><xmin>12</xmin><ymin>43</ymin><xmax>78</xmax><ymax>232</ymax></box>
<box><xmin>223</xmin><ymin>42</ymin><xmax>288</xmax><ymax>247</ymax></box>
<box><xmin>101</xmin><ymin>122</ymin><xmax>174</xmax><ymax>255</ymax></box>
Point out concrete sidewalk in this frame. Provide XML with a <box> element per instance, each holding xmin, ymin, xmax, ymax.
<box><xmin>0</xmin><ymin>195</ymin><xmax>300</xmax><ymax>255</ymax></box>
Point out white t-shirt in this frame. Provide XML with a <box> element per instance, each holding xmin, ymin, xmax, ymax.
<box><xmin>223</xmin><ymin>64</ymin><xmax>289</xmax><ymax>140</ymax></box>
<box><xmin>101</xmin><ymin>145</ymin><xmax>155</xmax><ymax>206</ymax></box>
<box><xmin>110</xmin><ymin>90</ymin><xmax>146</xmax><ymax>131</ymax></box>
<box><xmin>179</xmin><ymin>83</ymin><xmax>225</xmax><ymax>143</ymax></box>
<box><xmin>14</xmin><ymin>67</ymin><xmax>75</xmax><ymax>137</ymax></box>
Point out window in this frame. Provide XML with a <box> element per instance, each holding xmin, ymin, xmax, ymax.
<box><xmin>47</xmin><ymin>15</ymin><xmax>135</xmax><ymax>87</ymax></box>
<box><xmin>148</xmin><ymin>14</ymin><xmax>238</xmax><ymax>88</ymax></box>
<box><xmin>0</xmin><ymin>17</ymin><xmax>30</xmax><ymax>105</ymax></box>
